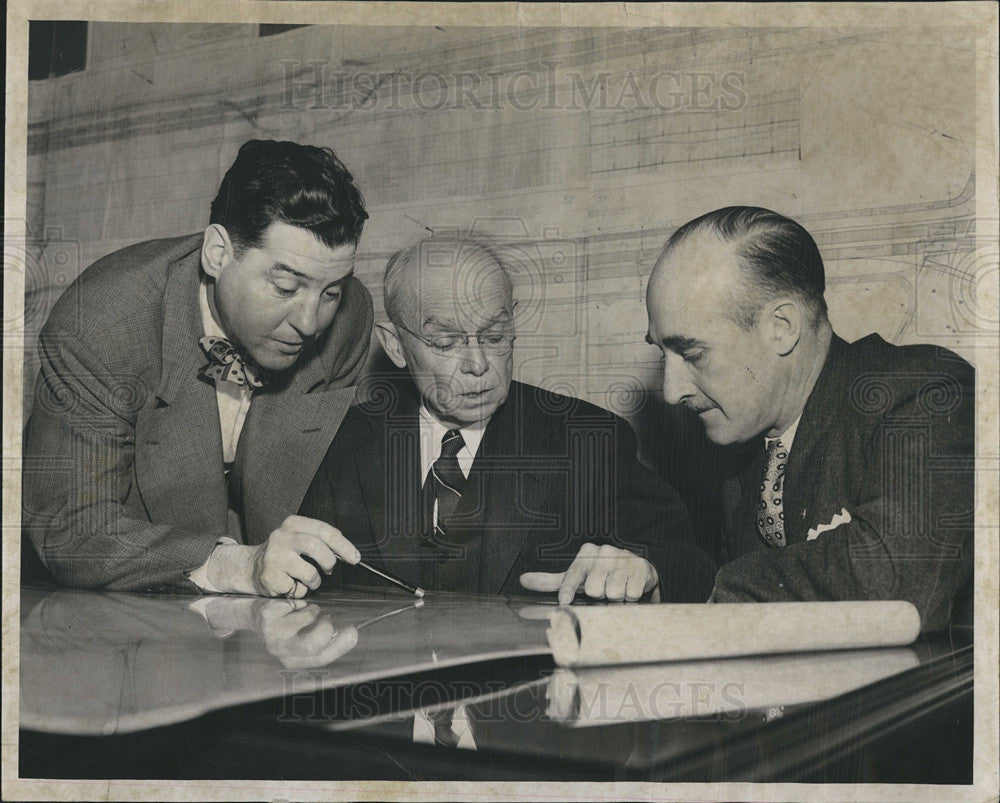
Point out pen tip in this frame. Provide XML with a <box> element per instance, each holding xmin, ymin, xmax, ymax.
<box><xmin>415</xmin><ymin>588</ymin><xmax>425</xmax><ymax>598</ymax></box>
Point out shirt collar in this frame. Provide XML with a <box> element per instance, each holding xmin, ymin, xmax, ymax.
<box><xmin>766</xmin><ymin>415</ymin><xmax>801</xmax><ymax>451</ymax></box>
<box><xmin>418</xmin><ymin>403</ymin><xmax>489</xmax><ymax>461</ymax></box>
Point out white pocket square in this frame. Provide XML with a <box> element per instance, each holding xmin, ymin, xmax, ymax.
<box><xmin>806</xmin><ymin>508</ymin><xmax>852</xmax><ymax>541</ymax></box>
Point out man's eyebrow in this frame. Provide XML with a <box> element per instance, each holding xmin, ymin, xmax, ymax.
<box><xmin>268</xmin><ymin>263</ymin><xmax>354</xmax><ymax>287</ymax></box>
<box><xmin>480</xmin><ymin>309</ymin><xmax>514</xmax><ymax>329</ymax></box>
<box><xmin>268</xmin><ymin>262</ymin><xmax>309</xmax><ymax>280</ymax></box>
<box><xmin>421</xmin><ymin>316</ymin><xmax>460</xmax><ymax>332</ymax></box>
<box><xmin>423</xmin><ymin>310</ymin><xmax>511</xmax><ymax>333</ymax></box>
<box><xmin>659</xmin><ymin>335</ymin><xmax>709</xmax><ymax>352</ymax></box>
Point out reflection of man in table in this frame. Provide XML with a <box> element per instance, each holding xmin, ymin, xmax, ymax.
<box><xmin>19</xmin><ymin>588</ymin><xmax>359</xmax><ymax>748</ymax></box>
<box><xmin>645</xmin><ymin>207</ymin><xmax>974</xmax><ymax>631</ymax></box>
<box><xmin>23</xmin><ymin>139</ymin><xmax>371</xmax><ymax>596</ymax></box>
<box><xmin>301</xmin><ymin>236</ymin><xmax>715</xmax><ymax>602</ymax></box>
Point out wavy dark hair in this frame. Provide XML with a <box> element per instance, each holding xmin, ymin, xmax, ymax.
<box><xmin>210</xmin><ymin>139</ymin><xmax>368</xmax><ymax>252</ymax></box>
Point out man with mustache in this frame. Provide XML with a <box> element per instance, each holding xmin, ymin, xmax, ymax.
<box><xmin>645</xmin><ymin>206</ymin><xmax>974</xmax><ymax>631</ymax></box>
<box><xmin>23</xmin><ymin>140</ymin><xmax>370</xmax><ymax>597</ymax></box>
<box><xmin>300</xmin><ymin>235</ymin><xmax>715</xmax><ymax>603</ymax></box>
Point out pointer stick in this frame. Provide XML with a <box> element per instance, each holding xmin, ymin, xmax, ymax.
<box><xmin>356</xmin><ymin>559</ymin><xmax>425</xmax><ymax>598</ymax></box>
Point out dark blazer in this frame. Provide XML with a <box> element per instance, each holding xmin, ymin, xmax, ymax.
<box><xmin>300</xmin><ymin>376</ymin><xmax>716</xmax><ymax>600</ymax></box>
<box><xmin>22</xmin><ymin>234</ymin><xmax>373</xmax><ymax>592</ymax></box>
<box><xmin>714</xmin><ymin>333</ymin><xmax>974</xmax><ymax>631</ymax></box>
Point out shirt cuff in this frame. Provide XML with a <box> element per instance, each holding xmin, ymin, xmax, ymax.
<box><xmin>186</xmin><ymin>537</ymin><xmax>240</xmax><ymax>593</ymax></box>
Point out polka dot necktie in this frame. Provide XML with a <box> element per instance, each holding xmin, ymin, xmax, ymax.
<box><xmin>198</xmin><ymin>336</ymin><xmax>263</xmax><ymax>388</ymax></box>
<box><xmin>758</xmin><ymin>438</ymin><xmax>788</xmax><ymax>547</ymax></box>
<box><xmin>432</xmin><ymin>429</ymin><xmax>466</xmax><ymax>537</ymax></box>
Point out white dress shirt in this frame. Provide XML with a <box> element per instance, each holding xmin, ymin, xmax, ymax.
<box><xmin>200</xmin><ymin>280</ymin><xmax>254</xmax><ymax>463</ymax></box>
<box><xmin>188</xmin><ymin>281</ymin><xmax>254</xmax><ymax>592</ymax></box>
<box><xmin>765</xmin><ymin>415</ymin><xmax>801</xmax><ymax>452</ymax></box>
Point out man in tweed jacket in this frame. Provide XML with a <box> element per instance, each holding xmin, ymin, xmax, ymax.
<box><xmin>23</xmin><ymin>140</ymin><xmax>373</xmax><ymax>597</ymax></box>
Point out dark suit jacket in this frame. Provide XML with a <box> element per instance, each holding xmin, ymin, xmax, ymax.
<box><xmin>714</xmin><ymin>333</ymin><xmax>974</xmax><ymax>631</ymax></box>
<box><xmin>300</xmin><ymin>375</ymin><xmax>716</xmax><ymax>600</ymax></box>
<box><xmin>23</xmin><ymin>234</ymin><xmax>373</xmax><ymax>591</ymax></box>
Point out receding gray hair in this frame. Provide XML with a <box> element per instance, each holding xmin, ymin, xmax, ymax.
<box><xmin>382</xmin><ymin>234</ymin><xmax>512</xmax><ymax>326</ymax></box>
<box><xmin>661</xmin><ymin>206</ymin><xmax>828</xmax><ymax>330</ymax></box>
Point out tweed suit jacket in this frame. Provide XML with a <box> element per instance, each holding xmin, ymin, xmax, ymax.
<box><xmin>23</xmin><ymin>234</ymin><xmax>373</xmax><ymax>592</ymax></box>
<box><xmin>713</xmin><ymin>334</ymin><xmax>974</xmax><ymax>632</ymax></box>
<box><xmin>300</xmin><ymin>375</ymin><xmax>717</xmax><ymax>601</ymax></box>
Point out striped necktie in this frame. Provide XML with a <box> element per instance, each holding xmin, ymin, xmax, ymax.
<box><xmin>432</xmin><ymin>429</ymin><xmax>466</xmax><ymax>538</ymax></box>
<box><xmin>757</xmin><ymin>438</ymin><xmax>788</xmax><ymax>547</ymax></box>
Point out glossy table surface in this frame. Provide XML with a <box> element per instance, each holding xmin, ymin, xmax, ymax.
<box><xmin>19</xmin><ymin>584</ymin><xmax>551</xmax><ymax>735</ymax></box>
<box><xmin>19</xmin><ymin>584</ymin><xmax>973</xmax><ymax>782</ymax></box>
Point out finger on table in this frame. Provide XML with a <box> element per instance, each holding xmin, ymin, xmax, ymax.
<box><xmin>558</xmin><ymin>543</ymin><xmax>599</xmax><ymax>605</ymax></box>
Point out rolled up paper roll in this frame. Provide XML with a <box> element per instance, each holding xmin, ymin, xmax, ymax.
<box><xmin>545</xmin><ymin>647</ymin><xmax>920</xmax><ymax>726</ymax></box>
<box><xmin>546</xmin><ymin>601</ymin><xmax>921</xmax><ymax>667</ymax></box>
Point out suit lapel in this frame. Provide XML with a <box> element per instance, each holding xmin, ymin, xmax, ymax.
<box><xmin>783</xmin><ymin>336</ymin><xmax>847</xmax><ymax>544</ymax></box>
<box><xmin>135</xmin><ymin>246</ymin><xmax>370</xmax><ymax>546</ymax></box>
<box><xmin>374</xmin><ymin>404</ymin><xmax>426</xmax><ymax>579</ymax></box>
<box><xmin>239</xmin><ymin>379</ymin><xmax>357</xmax><ymax>545</ymax></box>
<box><xmin>134</xmin><ymin>251</ymin><xmax>230</xmax><ymax>537</ymax></box>
<box><xmin>352</xmin><ymin>380</ymin><xmax>424</xmax><ymax>579</ymax></box>
<box><xmin>473</xmin><ymin>385</ymin><xmax>556</xmax><ymax>594</ymax></box>
<box><xmin>724</xmin><ymin>440</ymin><xmax>766</xmax><ymax>558</ymax></box>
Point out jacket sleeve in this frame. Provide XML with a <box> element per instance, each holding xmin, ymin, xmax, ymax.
<box><xmin>22</xmin><ymin>327</ymin><xmax>218</xmax><ymax>592</ymax></box>
<box><xmin>713</xmin><ymin>365</ymin><xmax>974</xmax><ymax>632</ymax></box>
<box><xmin>609</xmin><ymin>415</ymin><xmax>718</xmax><ymax>602</ymax></box>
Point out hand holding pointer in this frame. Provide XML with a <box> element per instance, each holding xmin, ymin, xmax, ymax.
<box><xmin>205</xmin><ymin>515</ymin><xmax>361</xmax><ymax>598</ymax></box>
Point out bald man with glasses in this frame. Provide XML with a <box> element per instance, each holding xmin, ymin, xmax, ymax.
<box><xmin>299</xmin><ymin>236</ymin><xmax>715</xmax><ymax>603</ymax></box>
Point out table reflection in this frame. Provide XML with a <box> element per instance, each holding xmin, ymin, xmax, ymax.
<box><xmin>19</xmin><ymin>585</ymin><xmax>550</xmax><ymax>735</ymax></box>
<box><xmin>19</xmin><ymin>585</ymin><xmax>972</xmax><ymax>783</ymax></box>
<box><xmin>349</xmin><ymin>637</ymin><xmax>963</xmax><ymax>776</ymax></box>
<box><xmin>544</xmin><ymin>647</ymin><xmax>921</xmax><ymax>726</ymax></box>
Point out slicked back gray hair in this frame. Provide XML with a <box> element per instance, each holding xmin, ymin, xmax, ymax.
<box><xmin>662</xmin><ymin>206</ymin><xmax>829</xmax><ymax>330</ymax></box>
<box><xmin>383</xmin><ymin>235</ymin><xmax>512</xmax><ymax>326</ymax></box>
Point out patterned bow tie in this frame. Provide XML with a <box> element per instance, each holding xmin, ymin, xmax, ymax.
<box><xmin>198</xmin><ymin>335</ymin><xmax>263</xmax><ymax>388</ymax></box>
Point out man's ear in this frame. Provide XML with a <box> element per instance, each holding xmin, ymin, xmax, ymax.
<box><xmin>375</xmin><ymin>323</ymin><xmax>408</xmax><ymax>369</ymax></box>
<box><xmin>764</xmin><ymin>299</ymin><xmax>802</xmax><ymax>357</ymax></box>
<box><xmin>201</xmin><ymin>224</ymin><xmax>234</xmax><ymax>279</ymax></box>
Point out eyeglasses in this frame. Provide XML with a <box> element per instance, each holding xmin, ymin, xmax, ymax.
<box><xmin>396</xmin><ymin>320</ymin><xmax>516</xmax><ymax>356</ymax></box>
